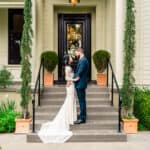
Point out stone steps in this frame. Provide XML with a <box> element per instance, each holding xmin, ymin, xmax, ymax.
<box><xmin>41</xmin><ymin>99</ymin><xmax>111</xmax><ymax>105</ymax></box>
<box><xmin>43</xmin><ymin>86</ymin><xmax>109</xmax><ymax>93</ymax></box>
<box><xmin>35</xmin><ymin>105</ymin><xmax>117</xmax><ymax>113</ymax></box>
<box><xmin>41</xmin><ymin>92</ymin><xmax>110</xmax><ymax>99</ymax></box>
<box><xmin>40</xmin><ymin>97</ymin><xmax>111</xmax><ymax>101</ymax></box>
<box><xmin>30</xmin><ymin>120</ymin><xmax>119</xmax><ymax>131</ymax></box>
<box><xmin>27</xmin><ymin>85</ymin><xmax>126</xmax><ymax>142</ymax></box>
<box><xmin>27</xmin><ymin>131</ymin><xmax>126</xmax><ymax>143</ymax></box>
<box><xmin>68</xmin><ymin>131</ymin><xmax>127</xmax><ymax>142</ymax></box>
<box><xmin>35</xmin><ymin>112</ymin><xmax>118</xmax><ymax>121</ymax></box>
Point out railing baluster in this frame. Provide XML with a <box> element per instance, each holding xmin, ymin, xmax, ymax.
<box><xmin>118</xmin><ymin>95</ymin><xmax>121</xmax><ymax>132</ymax></box>
<box><xmin>108</xmin><ymin>61</ymin><xmax>121</xmax><ymax>133</ymax></box>
<box><xmin>32</xmin><ymin>96</ymin><xmax>35</xmax><ymax>133</ymax></box>
<box><xmin>111</xmin><ymin>72</ymin><xmax>114</xmax><ymax>106</ymax></box>
<box><xmin>42</xmin><ymin>61</ymin><xmax>44</xmax><ymax>88</ymax></box>
<box><xmin>38</xmin><ymin>73</ymin><xmax>41</xmax><ymax>106</ymax></box>
<box><xmin>32</xmin><ymin>61</ymin><xmax>43</xmax><ymax>133</ymax></box>
<box><xmin>106</xmin><ymin>62</ymin><xmax>109</xmax><ymax>87</ymax></box>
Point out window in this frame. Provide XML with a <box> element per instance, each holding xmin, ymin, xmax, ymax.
<box><xmin>67</xmin><ymin>23</ymin><xmax>82</xmax><ymax>56</ymax></box>
<box><xmin>8</xmin><ymin>9</ymin><xmax>23</xmax><ymax>64</ymax></box>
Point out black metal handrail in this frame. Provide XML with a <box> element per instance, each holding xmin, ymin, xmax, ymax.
<box><xmin>106</xmin><ymin>61</ymin><xmax>122</xmax><ymax>132</ymax></box>
<box><xmin>32</xmin><ymin>61</ymin><xmax>44</xmax><ymax>133</ymax></box>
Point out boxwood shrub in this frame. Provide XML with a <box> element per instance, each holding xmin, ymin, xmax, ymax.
<box><xmin>134</xmin><ymin>87</ymin><xmax>150</xmax><ymax>130</ymax></box>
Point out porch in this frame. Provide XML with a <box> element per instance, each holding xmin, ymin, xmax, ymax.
<box><xmin>0</xmin><ymin>0</ymin><xmax>125</xmax><ymax>86</ymax></box>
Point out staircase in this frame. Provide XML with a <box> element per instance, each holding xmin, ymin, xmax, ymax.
<box><xmin>27</xmin><ymin>84</ymin><xmax>127</xmax><ymax>142</ymax></box>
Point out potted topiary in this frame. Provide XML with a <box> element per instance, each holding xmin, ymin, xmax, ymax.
<box><xmin>121</xmin><ymin>0</ymin><xmax>138</xmax><ymax>134</ymax></box>
<box><xmin>93</xmin><ymin>50</ymin><xmax>110</xmax><ymax>86</ymax></box>
<box><xmin>15</xmin><ymin>0</ymin><xmax>32</xmax><ymax>134</ymax></box>
<box><xmin>41</xmin><ymin>51</ymin><xmax>58</xmax><ymax>86</ymax></box>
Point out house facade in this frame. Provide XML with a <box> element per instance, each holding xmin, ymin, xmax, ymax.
<box><xmin>0</xmin><ymin>0</ymin><xmax>150</xmax><ymax>86</ymax></box>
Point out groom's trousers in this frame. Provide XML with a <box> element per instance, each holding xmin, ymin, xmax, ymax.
<box><xmin>76</xmin><ymin>88</ymin><xmax>87</xmax><ymax>121</ymax></box>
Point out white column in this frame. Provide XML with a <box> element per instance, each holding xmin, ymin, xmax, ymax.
<box><xmin>115</xmin><ymin>0</ymin><xmax>125</xmax><ymax>85</ymax></box>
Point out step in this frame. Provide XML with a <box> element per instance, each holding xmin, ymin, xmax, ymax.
<box><xmin>33</xmin><ymin>119</ymin><xmax>118</xmax><ymax>124</ymax></box>
<box><xmin>35</xmin><ymin>105</ymin><xmax>117</xmax><ymax>113</ymax></box>
<box><xmin>30</xmin><ymin>120</ymin><xmax>119</xmax><ymax>131</ymax></box>
<box><xmin>42</xmin><ymin>91</ymin><xmax>110</xmax><ymax>95</ymax></box>
<box><xmin>41</xmin><ymin>99</ymin><xmax>111</xmax><ymax>105</ymax></box>
<box><xmin>43</xmin><ymin>88</ymin><xmax>109</xmax><ymax>93</ymax></box>
<box><xmin>35</xmin><ymin>112</ymin><xmax>118</xmax><ymax>121</ymax></box>
<box><xmin>41</xmin><ymin>97</ymin><xmax>111</xmax><ymax>102</ymax></box>
<box><xmin>41</xmin><ymin>92</ymin><xmax>110</xmax><ymax>99</ymax></box>
<box><xmin>34</xmin><ymin>111</ymin><xmax>118</xmax><ymax>116</ymax></box>
<box><xmin>44</xmin><ymin>85</ymin><xmax>109</xmax><ymax>92</ymax></box>
<box><xmin>68</xmin><ymin>131</ymin><xmax>127</xmax><ymax>142</ymax></box>
<box><xmin>27</xmin><ymin>131</ymin><xmax>127</xmax><ymax>143</ymax></box>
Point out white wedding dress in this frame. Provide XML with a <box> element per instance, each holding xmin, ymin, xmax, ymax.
<box><xmin>38</xmin><ymin>66</ymin><xmax>77</xmax><ymax>143</ymax></box>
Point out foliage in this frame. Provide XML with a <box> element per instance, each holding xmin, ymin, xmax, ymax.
<box><xmin>134</xmin><ymin>87</ymin><xmax>150</xmax><ymax>130</ymax></box>
<box><xmin>0</xmin><ymin>100</ymin><xmax>19</xmax><ymax>133</ymax></box>
<box><xmin>20</xmin><ymin>0</ymin><xmax>32</xmax><ymax>119</ymax></box>
<box><xmin>138</xmin><ymin>123</ymin><xmax>148</xmax><ymax>131</ymax></box>
<box><xmin>41</xmin><ymin>51</ymin><xmax>59</xmax><ymax>73</ymax></box>
<box><xmin>121</xmin><ymin>0</ymin><xmax>136</xmax><ymax>118</ymax></box>
<box><xmin>92</xmin><ymin>50</ymin><xmax>110</xmax><ymax>73</ymax></box>
<box><xmin>0</xmin><ymin>66</ymin><xmax>13</xmax><ymax>88</ymax></box>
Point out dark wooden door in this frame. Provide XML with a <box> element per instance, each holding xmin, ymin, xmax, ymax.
<box><xmin>58</xmin><ymin>14</ymin><xmax>91</xmax><ymax>83</ymax></box>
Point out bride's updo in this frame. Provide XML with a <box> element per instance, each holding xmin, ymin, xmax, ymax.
<box><xmin>63</xmin><ymin>54</ymin><xmax>70</xmax><ymax>66</ymax></box>
<box><xmin>63</xmin><ymin>54</ymin><xmax>76</xmax><ymax>70</ymax></box>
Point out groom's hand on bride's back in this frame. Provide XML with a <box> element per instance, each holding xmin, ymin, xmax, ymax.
<box><xmin>72</xmin><ymin>77</ymin><xmax>80</xmax><ymax>82</ymax></box>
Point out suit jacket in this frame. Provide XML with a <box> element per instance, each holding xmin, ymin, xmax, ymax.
<box><xmin>74</xmin><ymin>56</ymin><xmax>89</xmax><ymax>89</ymax></box>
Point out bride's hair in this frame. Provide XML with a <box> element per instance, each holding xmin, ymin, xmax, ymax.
<box><xmin>63</xmin><ymin>54</ymin><xmax>70</xmax><ymax>66</ymax></box>
<box><xmin>63</xmin><ymin>54</ymin><xmax>75</xmax><ymax>70</ymax></box>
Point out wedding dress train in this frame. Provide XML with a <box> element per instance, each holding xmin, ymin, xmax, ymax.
<box><xmin>38</xmin><ymin>66</ymin><xmax>77</xmax><ymax>143</ymax></box>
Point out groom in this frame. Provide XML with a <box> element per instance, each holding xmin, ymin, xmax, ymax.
<box><xmin>73</xmin><ymin>48</ymin><xmax>89</xmax><ymax>124</ymax></box>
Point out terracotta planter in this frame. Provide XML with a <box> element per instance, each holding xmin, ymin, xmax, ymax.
<box><xmin>44</xmin><ymin>70</ymin><xmax>54</xmax><ymax>86</ymax></box>
<box><xmin>97</xmin><ymin>73</ymin><xmax>107</xmax><ymax>86</ymax></box>
<box><xmin>15</xmin><ymin>118</ymin><xmax>32</xmax><ymax>134</ymax></box>
<box><xmin>122</xmin><ymin>118</ymin><xmax>139</xmax><ymax>134</ymax></box>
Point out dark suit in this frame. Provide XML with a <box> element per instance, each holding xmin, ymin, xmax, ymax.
<box><xmin>74</xmin><ymin>56</ymin><xmax>89</xmax><ymax>121</ymax></box>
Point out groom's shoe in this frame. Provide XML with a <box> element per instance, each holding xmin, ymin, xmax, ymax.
<box><xmin>74</xmin><ymin>119</ymin><xmax>86</xmax><ymax>124</ymax></box>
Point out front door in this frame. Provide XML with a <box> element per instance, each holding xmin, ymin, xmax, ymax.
<box><xmin>58</xmin><ymin>14</ymin><xmax>91</xmax><ymax>83</ymax></box>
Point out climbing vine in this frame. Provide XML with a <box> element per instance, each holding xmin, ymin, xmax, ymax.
<box><xmin>122</xmin><ymin>0</ymin><xmax>136</xmax><ymax>118</ymax></box>
<box><xmin>20</xmin><ymin>0</ymin><xmax>32</xmax><ymax>119</ymax></box>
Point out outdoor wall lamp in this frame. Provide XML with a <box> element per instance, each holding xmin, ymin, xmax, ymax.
<box><xmin>69</xmin><ymin>0</ymin><xmax>80</xmax><ymax>6</ymax></box>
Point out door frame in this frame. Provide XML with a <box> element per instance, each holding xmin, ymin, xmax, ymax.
<box><xmin>58</xmin><ymin>14</ymin><xmax>91</xmax><ymax>83</ymax></box>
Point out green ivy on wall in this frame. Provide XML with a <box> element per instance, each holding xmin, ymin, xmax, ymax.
<box><xmin>122</xmin><ymin>0</ymin><xmax>136</xmax><ymax>118</ymax></box>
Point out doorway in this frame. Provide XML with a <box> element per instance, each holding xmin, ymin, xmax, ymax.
<box><xmin>58</xmin><ymin>14</ymin><xmax>91</xmax><ymax>83</ymax></box>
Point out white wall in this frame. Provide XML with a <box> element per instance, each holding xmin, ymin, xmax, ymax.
<box><xmin>2</xmin><ymin>0</ymin><xmax>149</xmax><ymax>86</ymax></box>
<box><xmin>135</xmin><ymin>0</ymin><xmax>150</xmax><ymax>86</ymax></box>
<box><xmin>140</xmin><ymin>0</ymin><xmax>150</xmax><ymax>85</ymax></box>
<box><xmin>0</xmin><ymin>9</ymin><xmax>21</xmax><ymax>81</ymax></box>
<box><xmin>42</xmin><ymin>0</ymin><xmax>116</xmax><ymax>81</ymax></box>
<box><xmin>0</xmin><ymin>9</ymin><xmax>8</xmax><ymax>66</ymax></box>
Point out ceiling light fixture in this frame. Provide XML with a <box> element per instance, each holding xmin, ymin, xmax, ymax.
<box><xmin>69</xmin><ymin>0</ymin><xmax>80</xmax><ymax>6</ymax></box>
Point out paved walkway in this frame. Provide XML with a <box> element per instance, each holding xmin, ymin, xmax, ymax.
<box><xmin>0</xmin><ymin>132</ymin><xmax>150</xmax><ymax>150</ymax></box>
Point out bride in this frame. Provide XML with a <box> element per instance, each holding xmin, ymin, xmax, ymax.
<box><xmin>38</xmin><ymin>54</ymin><xmax>77</xmax><ymax>143</ymax></box>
